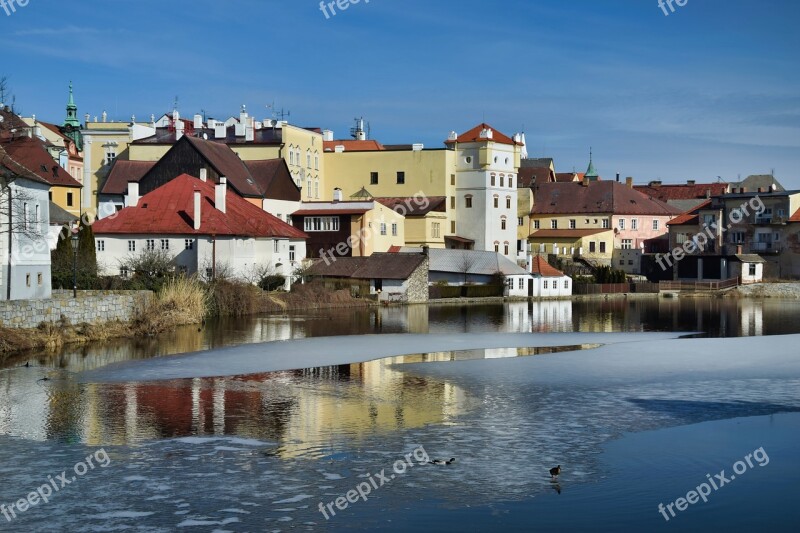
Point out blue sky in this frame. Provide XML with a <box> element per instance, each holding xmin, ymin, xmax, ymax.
<box><xmin>2</xmin><ymin>0</ymin><xmax>799</xmax><ymax>187</ymax></box>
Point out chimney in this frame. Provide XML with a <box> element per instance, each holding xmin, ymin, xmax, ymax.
<box><xmin>616</xmin><ymin>172</ymin><xmax>620</xmax><ymax>182</ymax></box>
<box><xmin>705</xmin><ymin>188</ymin><xmax>711</xmax><ymax>198</ymax></box>
<box><xmin>216</xmin><ymin>177</ymin><xmax>227</xmax><ymax>213</ymax></box>
<box><xmin>322</xmin><ymin>129</ymin><xmax>334</xmax><ymax>141</ymax></box>
<box><xmin>193</xmin><ymin>114</ymin><xmax>203</xmax><ymax>129</ymax></box>
<box><xmin>736</xmin><ymin>244</ymin><xmax>743</xmax><ymax>255</ymax></box>
<box><xmin>687</xmin><ymin>179</ymin><xmax>696</xmax><ymax>186</ymax></box>
<box><xmin>448</xmin><ymin>131</ymin><xmax>458</xmax><ymax>142</ymax></box>
<box><xmin>193</xmin><ymin>190</ymin><xmax>202</xmax><ymax>230</ymax></box>
<box><xmin>625</xmin><ymin>177</ymin><xmax>633</xmax><ymax>188</ymax></box>
<box><xmin>126</xmin><ymin>181</ymin><xmax>140</xmax><ymax>207</ymax></box>
<box><xmin>333</xmin><ymin>188</ymin><xmax>343</xmax><ymax>202</ymax></box>
<box><xmin>412</xmin><ymin>143</ymin><xmax>424</xmax><ymax>151</ymax></box>
<box><xmin>215</xmin><ymin>123</ymin><xmax>226</xmax><ymax>139</ymax></box>
<box><xmin>176</xmin><ymin>120</ymin><xmax>185</xmax><ymax>140</ymax></box>
<box><xmin>582</xmin><ymin>176</ymin><xmax>590</xmax><ymax>187</ymax></box>
<box><xmin>334</xmin><ymin>145</ymin><xmax>345</xmax><ymax>153</ymax></box>
<box><xmin>245</xmin><ymin>123</ymin><xmax>255</xmax><ymax>142</ymax></box>
<box><xmin>199</xmin><ymin>168</ymin><xmax>207</xmax><ymax>182</ymax></box>
<box><xmin>421</xmin><ymin>245</ymin><xmax>429</xmax><ymax>256</ymax></box>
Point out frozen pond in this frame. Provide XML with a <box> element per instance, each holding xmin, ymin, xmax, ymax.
<box><xmin>1</xmin><ymin>300</ymin><xmax>800</xmax><ymax>531</ymax></box>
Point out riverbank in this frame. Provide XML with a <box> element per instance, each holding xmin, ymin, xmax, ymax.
<box><xmin>727</xmin><ymin>282</ymin><xmax>800</xmax><ymax>299</ymax></box>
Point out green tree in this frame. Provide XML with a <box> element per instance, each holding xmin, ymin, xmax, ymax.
<box><xmin>51</xmin><ymin>223</ymin><xmax>98</xmax><ymax>290</ymax></box>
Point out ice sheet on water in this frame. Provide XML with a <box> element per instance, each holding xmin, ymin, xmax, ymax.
<box><xmin>80</xmin><ymin>332</ymin><xmax>689</xmax><ymax>382</ymax></box>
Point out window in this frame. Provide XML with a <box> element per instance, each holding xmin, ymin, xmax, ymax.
<box><xmin>600</xmin><ymin>242</ymin><xmax>606</xmax><ymax>253</ymax></box>
<box><xmin>128</xmin><ymin>240</ymin><xmax>136</xmax><ymax>252</ymax></box>
<box><xmin>465</xmin><ymin>156</ymin><xmax>472</xmax><ymax>164</ymax></box>
<box><xmin>397</xmin><ymin>171</ymin><xmax>405</xmax><ymax>184</ymax></box>
<box><xmin>653</xmin><ymin>220</ymin><xmax>660</xmax><ymax>231</ymax></box>
<box><xmin>451</xmin><ymin>174</ymin><xmax>456</xmax><ymax>185</ymax></box>
<box><xmin>506</xmin><ymin>197</ymin><xmax>511</xmax><ymax>209</ymax></box>
<box><xmin>569</xmin><ymin>219</ymin><xmax>576</xmax><ymax>229</ymax></box>
<box><xmin>620</xmin><ymin>260</ymin><xmax>625</xmax><ymax>265</ymax></box>
<box><xmin>491</xmin><ymin>175</ymin><xmax>496</xmax><ymax>186</ymax></box>
<box><xmin>544</xmin><ymin>280</ymin><xmax>549</xmax><ymax>289</ymax></box>
<box><xmin>518</xmin><ymin>217</ymin><xmax>524</xmax><ymax>227</ymax></box>
<box><xmin>274</xmin><ymin>240</ymin><xmax>280</xmax><ymax>253</ymax></box>
<box><xmin>501</xmin><ymin>217</ymin><xmax>507</xmax><ymax>230</ymax></box>
<box><xmin>380</xmin><ymin>223</ymin><xmax>387</xmax><ymax>236</ymax></box>
<box><xmin>307</xmin><ymin>180</ymin><xmax>312</xmax><ymax>198</ymax></box>
<box><xmin>432</xmin><ymin>222</ymin><xmax>440</xmax><ymax>238</ymax></box>
<box><xmin>451</xmin><ymin>196</ymin><xmax>456</xmax><ymax>209</ymax></box>
<box><xmin>49</xmin><ymin>191</ymin><xmax>52</xmax><ymax>201</ymax></box>
<box><xmin>451</xmin><ymin>221</ymin><xmax>456</xmax><ymax>233</ymax></box>
<box><xmin>621</xmin><ymin>239</ymin><xmax>633</xmax><ymax>249</ymax></box>
<box><xmin>602</xmin><ymin>219</ymin><xmax>610</xmax><ymax>229</ymax></box>
<box><xmin>315</xmin><ymin>155</ymin><xmax>319</xmax><ymax>170</ymax></box>
<box><xmin>504</xmin><ymin>243</ymin><xmax>509</xmax><ymax>255</ymax></box>
<box><xmin>508</xmin><ymin>176</ymin><xmax>514</xmax><ymax>188</ymax></box>
<box><xmin>534</xmin><ymin>220</ymin><xmax>540</xmax><ymax>229</ymax></box>
<box><xmin>67</xmin><ymin>192</ymin><xmax>74</xmax><ymax>207</ymax></box>
<box><xmin>631</xmin><ymin>219</ymin><xmax>639</xmax><ymax>231</ymax></box>
<box><xmin>289</xmin><ymin>151</ymin><xmax>294</xmax><ymax>165</ymax></box>
<box><xmin>494</xmin><ymin>242</ymin><xmax>499</xmax><ymax>253</ymax></box>
<box><xmin>391</xmin><ymin>223</ymin><xmax>398</xmax><ymax>236</ymax></box>
<box><xmin>37</xmin><ymin>273</ymin><xmax>43</xmax><ymax>285</ymax></box>
<box><xmin>730</xmin><ymin>232</ymin><xmax>745</xmax><ymax>244</ymax></box>
<box><xmin>289</xmin><ymin>245</ymin><xmax>296</xmax><ymax>262</ymax></box>
<box><xmin>370</xmin><ymin>172</ymin><xmax>379</xmax><ymax>185</ymax></box>
<box><xmin>307</xmin><ymin>152</ymin><xmax>311</xmax><ymax>168</ymax></box>
<box><xmin>628</xmin><ymin>260</ymin><xmax>634</xmax><ymax>265</ymax></box>
<box><xmin>493</xmin><ymin>196</ymin><xmax>499</xmax><ymax>208</ymax></box>
<box><xmin>589</xmin><ymin>242</ymin><xmax>596</xmax><ymax>253</ymax></box>
<box><xmin>22</xmin><ymin>203</ymin><xmax>28</xmax><ymax>229</ymax></box>
<box><xmin>465</xmin><ymin>196</ymin><xmax>473</xmax><ymax>208</ymax></box>
<box><xmin>161</xmin><ymin>239</ymin><xmax>169</xmax><ymax>251</ymax></box>
<box><xmin>619</xmin><ymin>219</ymin><xmax>626</xmax><ymax>230</ymax></box>
<box><xmin>146</xmin><ymin>239</ymin><xmax>155</xmax><ymax>251</ymax></box>
<box><xmin>500</xmin><ymin>176</ymin><xmax>505</xmax><ymax>187</ymax></box>
<box><xmin>314</xmin><ymin>180</ymin><xmax>320</xmax><ymax>199</ymax></box>
<box><xmin>564</xmin><ymin>280</ymin><xmax>569</xmax><ymax>289</ymax></box>
<box><xmin>518</xmin><ymin>278</ymin><xmax>524</xmax><ymax>290</ymax></box>
<box><xmin>304</xmin><ymin>217</ymin><xmax>340</xmax><ymax>232</ymax></box>
<box><xmin>551</xmin><ymin>220</ymin><xmax>558</xmax><ymax>229</ymax></box>
<box><xmin>206</xmin><ymin>268</ymin><xmax>214</xmax><ymax>280</ymax></box>
<box><xmin>185</xmin><ymin>239</ymin><xmax>194</xmax><ymax>250</ymax></box>
<box><xmin>97</xmin><ymin>240</ymin><xmax>105</xmax><ymax>252</ymax></box>
<box><xmin>120</xmin><ymin>267</ymin><xmax>129</xmax><ymax>278</ymax></box>
<box><xmin>26</xmin><ymin>274</ymin><xmax>31</xmax><ymax>287</ymax></box>
<box><xmin>105</xmin><ymin>149</ymin><xmax>116</xmax><ymax>163</ymax></box>
<box><xmin>749</xmin><ymin>263</ymin><xmax>757</xmax><ymax>276</ymax></box>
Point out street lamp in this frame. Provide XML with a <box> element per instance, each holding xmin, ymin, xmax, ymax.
<box><xmin>71</xmin><ymin>231</ymin><xmax>79</xmax><ymax>298</ymax></box>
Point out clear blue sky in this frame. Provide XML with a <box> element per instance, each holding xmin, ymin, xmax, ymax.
<box><xmin>2</xmin><ymin>0</ymin><xmax>799</xmax><ymax>187</ymax></box>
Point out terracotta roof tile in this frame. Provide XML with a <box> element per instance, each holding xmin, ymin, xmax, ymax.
<box><xmin>667</xmin><ymin>199</ymin><xmax>712</xmax><ymax>226</ymax></box>
<box><xmin>789</xmin><ymin>207</ymin><xmax>800</xmax><ymax>223</ymax></box>
<box><xmin>518</xmin><ymin>167</ymin><xmax>555</xmax><ymax>188</ymax></box>
<box><xmin>93</xmin><ymin>173</ymin><xmax>306</xmax><ymax>239</ymax></box>
<box><xmin>1</xmin><ymin>136</ymin><xmax>81</xmax><ymax>188</ymax></box>
<box><xmin>532</xmin><ymin>181</ymin><xmax>680</xmax><ymax>216</ymax></box>
<box><xmin>634</xmin><ymin>183</ymin><xmax>729</xmax><ymax>202</ymax></box>
<box><xmin>530</xmin><ymin>255</ymin><xmax>565</xmax><ymax>277</ymax></box>
<box><xmin>102</xmin><ymin>160</ymin><xmax>157</xmax><ymax>195</ymax></box>
<box><xmin>444</xmin><ymin>123</ymin><xmax>522</xmax><ymax>146</ymax></box>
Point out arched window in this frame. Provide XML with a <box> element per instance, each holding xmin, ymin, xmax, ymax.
<box><xmin>506</xmin><ymin>196</ymin><xmax>512</xmax><ymax>209</ymax></box>
<box><xmin>494</xmin><ymin>241</ymin><xmax>500</xmax><ymax>253</ymax></box>
<box><xmin>501</xmin><ymin>216</ymin><xmax>507</xmax><ymax>230</ymax></box>
<box><xmin>465</xmin><ymin>194</ymin><xmax>473</xmax><ymax>208</ymax></box>
<box><xmin>493</xmin><ymin>195</ymin><xmax>499</xmax><ymax>208</ymax></box>
<box><xmin>490</xmin><ymin>174</ymin><xmax>496</xmax><ymax>186</ymax></box>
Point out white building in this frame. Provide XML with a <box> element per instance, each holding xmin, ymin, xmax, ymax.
<box><xmin>398</xmin><ymin>247</ymin><xmax>532</xmax><ymax>297</ymax></box>
<box><xmin>445</xmin><ymin>124</ymin><xmax>524</xmax><ymax>259</ymax></box>
<box><xmin>92</xmin><ymin>173</ymin><xmax>307</xmax><ymax>290</ymax></box>
<box><xmin>530</xmin><ymin>255</ymin><xmax>572</xmax><ymax>297</ymax></box>
<box><xmin>1</xmin><ymin>145</ymin><xmax>52</xmax><ymax>300</ymax></box>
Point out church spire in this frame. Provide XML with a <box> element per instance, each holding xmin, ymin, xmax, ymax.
<box><xmin>585</xmin><ymin>147</ymin><xmax>598</xmax><ymax>180</ymax></box>
<box><xmin>62</xmin><ymin>82</ymin><xmax>83</xmax><ymax>151</ymax></box>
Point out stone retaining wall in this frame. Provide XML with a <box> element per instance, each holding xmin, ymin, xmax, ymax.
<box><xmin>0</xmin><ymin>291</ymin><xmax>152</xmax><ymax>329</ymax></box>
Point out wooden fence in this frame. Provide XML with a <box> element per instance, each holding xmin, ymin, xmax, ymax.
<box><xmin>658</xmin><ymin>277</ymin><xmax>741</xmax><ymax>292</ymax></box>
<box><xmin>572</xmin><ymin>282</ymin><xmax>660</xmax><ymax>295</ymax></box>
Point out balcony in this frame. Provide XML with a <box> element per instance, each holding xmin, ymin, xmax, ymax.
<box><xmin>749</xmin><ymin>241</ymin><xmax>782</xmax><ymax>254</ymax></box>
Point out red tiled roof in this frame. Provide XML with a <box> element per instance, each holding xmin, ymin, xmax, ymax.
<box><xmin>530</xmin><ymin>255</ymin><xmax>565</xmax><ymax>277</ymax></box>
<box><xmin>0</xmin><ymin>144</ymin><xmax>50</xmax><ymax>185</ymax></box>
<box><xmin>1</xmin><ymin>136</ymin><xmax>81</xmax><ymax>188</ymax></box>
<box><xmin>555</xmin><ymin>172</ymin><xmax>579</xmax><ymax>183</ymax></box>
<box><xmin>634</xmin><ymin>183</ymin><xmax>729</xmax><ymax>201</ymax></box>
<box><xmin>93</xmin><ymin>173</ymin><xmax>307</xmax><ymax>239</ymax></box>
<box><xmin>102</xmin><ymin>160</ymin><xmax>157</xmax><ymax>195</ymax></box>
<box><xmin>518</xmin><ymin>167</ymin><xmax>555</xmax><ymax>188</ymax></box>
<box><xmin>444</xmin><ymin>123</ymin><xmax>522</xmax><ymax>146</ymax></box>
<box><xmin>791</xmin><ymin>207</ymin><xmax>800</xmax><ymax>223</ymax></box>
<box><xmin>323</xmin><ymin>140</ymin><xmax>385</xmax><ymax>152</ymax></box>
<box><xmin>293</xmin><ymin>207</ymin><xmax>370</xmax><ymax>216</ymax></box>
<box><xmin>667</xmin><ymin>199</ymin><xmax>712</xmax><ymax>226</ymax></box>
<box><xmin>531</xmin><ymin>181</ymin><xmax>681</xmax><ymax>216</ymax></box>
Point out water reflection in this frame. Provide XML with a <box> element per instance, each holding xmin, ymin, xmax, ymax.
<box><xmin>2</xmin><ymin>298</ymin><xmax>800</xmax><ymax>448</ymax></box>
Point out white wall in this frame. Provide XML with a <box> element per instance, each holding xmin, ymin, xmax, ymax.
<box><xmin>531</xmin><ymin>276</ymin><xmax>572</xmax><ymax>298</ymax></box>
<box><xmin>262</xmin><ymin>198</ymin><xmax>301</xmax><ymax>225</ymax></box>
<box><xmin>0</xmin><ymin>178</ymin><xmax>52</xmax><ymax>300</ymax></box>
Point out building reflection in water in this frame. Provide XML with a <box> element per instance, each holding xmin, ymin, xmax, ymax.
<box><xmin>2</xmin><ymin>297</ymin><xmax>799</xmax><ymax>449</ymax></box>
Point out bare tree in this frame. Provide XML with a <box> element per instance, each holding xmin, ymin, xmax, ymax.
<box><xmin>455</xmin><ymin>250</ymin><xmax>478</xmax><ymax>285</ymax></box>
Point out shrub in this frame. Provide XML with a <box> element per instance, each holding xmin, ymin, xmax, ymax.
<box><xmin>132</xmin><ymin>276</ymin><xmax>208</xmax><ymax>335</ymax></box>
